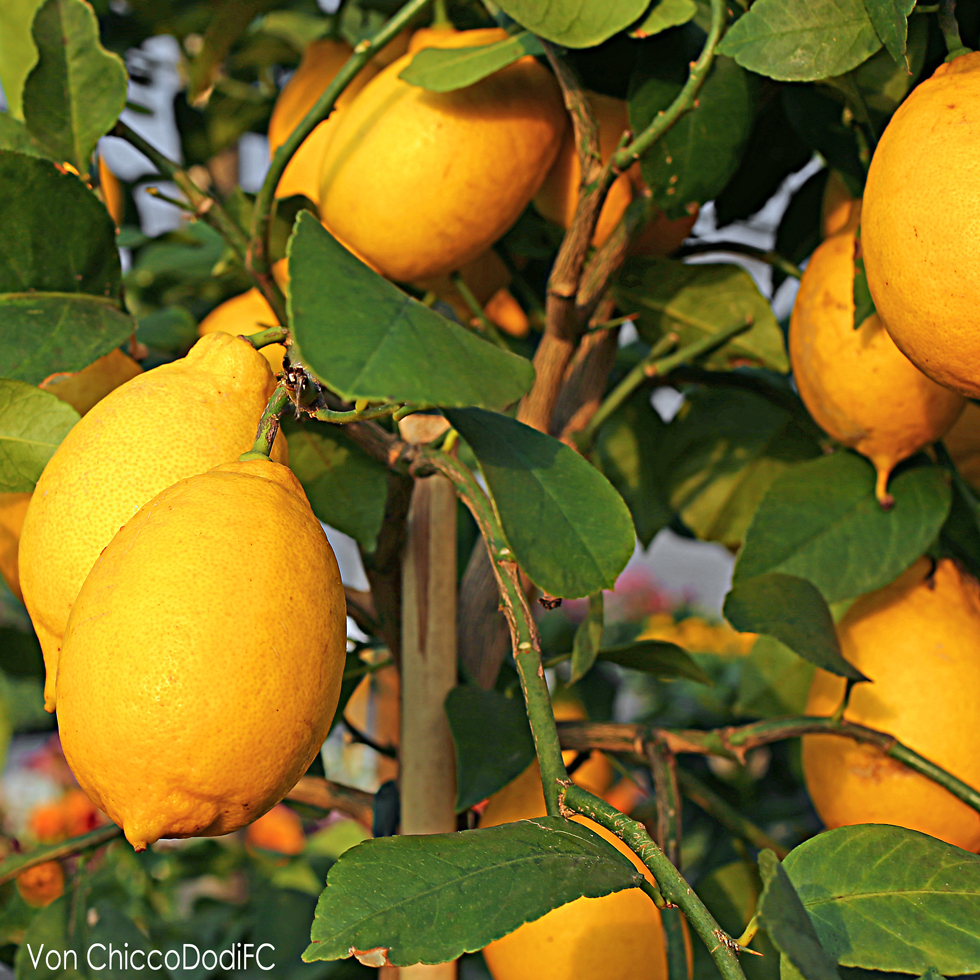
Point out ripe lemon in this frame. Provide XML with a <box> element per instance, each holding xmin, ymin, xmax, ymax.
<box><xmin>803</xmin><ymin>558</ymin><xmax>980</xmax><ymax>851</ymax></box>
<box><xmin>57</xmin><ymin>457</ymin><xmax>346</xmax><ymax>851</ymax></box>
<box><xmin>550</xmin><ymin>691</ymin><xmax>613</xmax><ymax>797</ymax></box>
<box><xmin>820</xmin><ymin>170</ymin><xmax>858</xmax><ymax>239</ymax></box>
<box><xmin>197</xmin><ymin>260</ymin><xmax>289</xmax><ymax>372</ymax></box>
<box><xmin>317</xmin><ymin>28</ymin><xmax>566</xmax><ymax>282</ymax></box>
<box><xmin>480</xmin><ymin>762</ymin><xmax>676</xmax><ymax>980</ymax></box>
<box><xmin>789</xmin><ymin>214</ymin><xmax>965</xmax><ymax>505</ymax></box>
<box><xmin>97</xmin><ymin>155</ymin><xmax>125</xmax><ymax>228</ymax></box>
<box><xmin>19</xmin><ymin>333</ymin><xmax>287</xmax><ymax>712</ymax></box>
<box><xmin>945</xmin><ymin>401</ymin><xmax>980</xmax><ymax>495</ymax></box>
<box><xmin>862</xmin><ymin>52</ymin><xmax>980</xmax><ymax>397</ymax></box>
<box><xmin>0</xmin><ymin>493</ymin><xmax>31</xmax><ymax>603</ymax></box>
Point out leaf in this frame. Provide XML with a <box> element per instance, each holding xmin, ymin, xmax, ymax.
<box><xmin>491</xmin><ymin>0</ymin><xmax>650</xmax><ymax>48</ymax></box>
<box><xmin>445</xmin><ymin>686</ymin><xmax>534</xmax><ymax>812</ymax></box>
<box><xmin>783</xmin><ymin>825</ymin><xmax>980</xmax><ymax>975</ymax></box>
<box><xmin>629</xmin><ymin>0</ymin><xmax>697</xmax><ymax>38</ymax></box>
<box><xmin>658</xmin><ymin>388</ymin><xmax>821</xmax><ymax>550</ymax></box>
<box><xmin>22</xmin><ymin>0</ymin><xmax>128</xmax><ymax>176</ymax></box>
<box><xmin>288</xmin><ymin>214</ymin><xmax>533</xmax><ymax>411</ymax></box>
<box><xmin>570</xmin><ymin>592</ymin><xmax>603</xmax><ymax>684</ymax></box>
<box><xmin>589</xmin><ymin>387</ymin><xmax>672</xmax><ymax>548</ymax></box>
<box><xmin>14</xmin><ymin>895</ymin><xmax>85</xmax><ymax>979</ymax></box>
<box><xmin>862</xmin><ymin>0</ymin><xmax>915</xmax><ymax>65</ymax></box>
<box><xmin>782</xmin><ymin>89</ymin><xmax>865</xmax><ymax>189</ymax></box>
<box><xmin>735</xmin><ymin>635</ymin><xmax>814</xmax><ymax>718</ymax></box>
<box><xmin>444</xmin><ymin>408</ymin><xmax>635</xmax><ymax>599</ymax></box>
<box><xmin>399</xmin><ymin>32</ymin><xmax>545</xmax><ymax>92</ymax></box>
<box><xmin>303</xmin><ymin>818</ymin><xmax>646</xmax><ymax>965</ymax></box>
<box><xmin>0</xmin><ymin>381</ymin><xmax>79</xmax><ymax>493</ymax></box>
<box><xmin>285</xmin><ymin>419</ymin><xmax>388</xmax><ymax>553</ymax></box>
<box><xmin>734</xmin><ymin>453</ymin><xmax>952</xmax><ymax>604</ymax></box>
<box><xmin>757</xmin><ymin>850</ymin><xmax>842</xmax><ymax>980</ymax></box>
<box><xmin>718</xmin><ymin>0</ymin><xmax>882</xmax><ymax>82</ymax></box>
<box><xmin>0</xmin><ymin>0</ymin><xmax>45</xmax><ymax>120</ymax></box>
<box><xmin>629</xmin><ymin>34</ymin><xmax>758</xmax><ymax>219</ymax></box>
<box><xmin>0</xmin><ymin>293</ymin><xmax>135</xmax><ymax>384</ymax></box>
<box><xmin>852</xmin><ymin>227</ymin><xmax>875</xmax><ymax>329</ymax></box>
<box><xmin>597</xmin><ymin>639</ymin><xmax>714</xmax><ymax>685</ymax></box>
<box><xmin>724</xmin><ymin>574</ymin><xmax>865</xmax><ymax>680</ymax></box>
<box><xmin>0</xmin><ymin>114</ymin><xmax>42</xmax><ymax>156</ymax></box>
<box><xmin>0</xmin><ymin>152</ymin><xmax>120</xmax><ymax>296</ymax></box>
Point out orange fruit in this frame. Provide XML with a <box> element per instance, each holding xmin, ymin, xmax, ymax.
<box><xmin>246</xmin><ymin>803</ymin><xmax>306</xmax><ymax>855</ymax></box>
<box><xmin>17</xmin><ymin>861</ymin><xmax>64</xmax><ymax>908</ymax></box>
<box><xmin>97</xmin><ymin>155</ymin><xmax>125</xmax><ymax>227</ymax></box>
<box><xmin>820</xmin><ymin>170</ymin><xmax>859</xmax><ymax>238</ymax></box>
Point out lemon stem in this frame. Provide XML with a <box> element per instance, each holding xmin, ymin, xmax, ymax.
<box><xmin>242</xmin><ymin>384</ymin><xmax>291</xmax><ymax>461</ymax></box>
<box><xmin>248</xmin><ymin>325</ymin><xmax>288</xmax><ymax>350</ymax></box>
<box><xmin>431</xmin><ymin>0</ymin><xmax>451</xmax><ymax>28</ymax></box>
<box><xmin>449</xmin><ymin>272</ymin><xmax>509</xmax><ymax>349</ymax></box>
<box><xmin>939</xmin><ymin>0</ymin><xmax>971</xmax><ymax>60</ymax></box>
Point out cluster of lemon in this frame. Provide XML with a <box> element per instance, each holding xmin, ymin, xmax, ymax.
<box><xmin>198</xmin><ymin>24</ymin><xmax>697</xmax><ymax>358</ymax></box>
<box><xmin>8</xmin><ymin>334</ymin><xmax>347</xmax><ymax>853</ymax></box>
<box><xmin>788</xmin><ymin>54</ymin><xmax>980</xmax><ymax>853</ymax></box>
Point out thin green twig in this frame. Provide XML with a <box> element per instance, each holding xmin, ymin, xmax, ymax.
<box><xmin>939</xmin><ymin>0</ymin><xmax>971</xmax><ymax>59</ymax></box>
<box><xmin>674</xmin><ymin>241</ymin><xmax>803</xmax><ymax>280</ymax></box>
<box><xmin>241</xmin><ymin>384</ymin><xmax>291</xmax><ymax>460</ymax></box>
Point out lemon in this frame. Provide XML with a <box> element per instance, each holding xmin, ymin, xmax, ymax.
<box><xmin>862</xmin><ymin>52</ymin><xmax>980</xmax><ymax>397</ymax></box>
<box><xmin>803</xmin><ymin>558</ymin><xmax>980</xmax><ymax>851</ymax></box>
<box><xmin>480</xmin><ymin>762</ymin><xmax>673</xmax><ymax>980</ymax></box>
<box><xmin>0</xmin><ymin>493</ymin><xmax>31</xmax><ymax>603</ymax></box>
<box><xmin>789</xmin><ymin>213</ymin><xmax>964</xmax><ymax>505</ymax></box>
<box><xmin>820</xmin><ymin>170</ymin><xmax>858</xmax><ymax>238</ymax></box>
<box><xmin>317</xmin><ymin>28</ymin><xmax>566</xmax><ymax>282</ymax></box>
<box><xmin>57</xmin><ymin>458</ymin><xmax>345</xmax><ymax>851</ymax></box>
<box><xmin>16</xmin><ymin>861</ymin><xmax>64</xmax><ymax>908</ymax></box>
<box><xmin>19</xmin><ymin>333</ymin><xmax>287</xmax><ymax>712</ymax></box>
<box><xmin>39</xmin><ymin>347</ymin><xmax>142</xmax><ymax>417</ymax></box>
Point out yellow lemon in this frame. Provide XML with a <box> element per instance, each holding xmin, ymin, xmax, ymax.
<box><xmin>0</xmin><ymin>493</ymin><xmax>31</xmax><ymax>602</ymax></box>
<box><xmin>550</xmin><ymin>692</ymin><xmax>613</xmax><ymax>798</ymax></box>
<box><xmin>803</xmin><ymin>558</ymin><xmax>980</xmax><ymax>851</ymax></box>
<box><xmin>39</xmin><ymin>347</ymin><xmax>143</xmax><ymax>417</ymax></box>
<box><xmin>97</xmin><ymin>155</ymin><xmax>125</xmax><ymax>228</ymax></box>
<box><xmin>820</xmin><ymin>169</ymin><xmax>859</xmax><ymax>238</ymax></box>
<box><xmin>19</xmin><ymin>333</ymin><xmax>287</xmax><ymax>712</ymax></box>
<box><xmin>317</xmin><ymin>28</ymin><xmax>566</xmax><ymax>282</ymax></box>
<box><xmin>789</xmin><ymin>214</ymin><xmax>964</xmax><ymax>505</ymax></box>
<box><xmin>480</xmin><ymin>762</ymin><xmax>673</xmax><ymax>980</ymax></box>
<box><xmin>268</xmin><ymin>38</ymin><xmax>379</xmax><ymax>203</ymax></box>
<box><xmin>862</xmin><ymin>52</ymin><xmax>980</xmax><ymax>397</ymax></box>
<box><xmin>57</xmin><ymin>458</ymin><xmax>345</xmax><ymax>851</ymax></box>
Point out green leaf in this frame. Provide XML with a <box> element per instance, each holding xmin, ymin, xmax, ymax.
<box><xmin>491</xmin><ymin>0</ymin><xmax>650</xmax><ymax>48</ymax></box>
<box><xmin>0</xmin><ymin>293</ymin><xmax>135</xmax><ymax>384</ymax></box>
<box><xmin>445</xmin><ymin>686</ymin><xmax>534</xmax><ymax>812</ymax></box>
<box><xmin>589</xmin><ymin>387</ymin><xmax>672</xmax><ymax>548</ymax></box>
<box><xmin>718</xmin><ymin>0</ymin><xmax>882</xmax><ymax>83</ymax></box>
<box><xmin>444</xmin><ymin>408</ymin><xmax>635</xmax><ymax>599</ymax></box>
<box><xmin>597</xmin><ymin>639</ymin><xmax>714</xmax><ymax>685</ymax></box>
<box><xmin>0</xmin><ymin>152</ymin><xmax>120</xmax><ymax>296</ymax></box>
<box><xmin>285</xmin><ymin>419</ymin><xmax>388</xmax><ymax>553</ymax></box>
<box><xmin>0</xmin><ymin>114</ymin><xmax>42</xmax><ymax>156</ymax></box>
<box><xmin>14</xmin><ymin>896</ymin><xmax>85</xmax><ymax>979</ymax></box>
<box><xmin>0</xmin><ymin>381</ymin><xmax>79</xmax><ymax>492</ymax></box>
<box><xmin>862</xmin><ymin>0</ymin><xmax>915</xmax><ymax>65</ymax></box>
<box><xmin>735</xmin><ymin>635</ymin><xmax>814</xmax><ymax>718</ymax></box>
<box><xmin>784</xmin><ymin>825</ymin><xmax>980</xmax><ymax>975</ymax></box>
<box><xmin>734</xmin><ymin>453</ymin><xmax>952</xmax><ymax>604</ymax></box>
<box><xmin>852</xmin><ymin>227</ymin><xmax>875</xmax><ymax>329</ymax></box>
<box><xmin>629</xmin><ymin>35</ymin><xmax>758</xmax><ymax>219</ymax></box>
<box><xmin>629</xmin><ymin>0</ymin><xmax>697</xmax><ymax>37</ymax></box>
<box><xmin>399</xmin><ymin>32</ymin><xmax>545</xmax><ymax>92</ymax></box>
<box><xmin>616</xmin><ymin>258</ymin><xmax>788</xmax><ymax>373</ymax></box>
<box><xmin>724</xmin><ymin>573</ymin><xmax>865</xmax><ymax>680</ymax></box>
<box><xmin>303</xmin><ymin>818</ymin><xmax>645</xmax><ymax>965</ymax></box>
<box><xmin>782</xmin><ymin>90</ymin><xmax>865</xmax><ymax>189</ymax></box>
<box><xmin>0</xmin><ymin>0</ymin><xmax>45</xmax><ymax>120</ymax></box>
<box><xmin>757</xmin><ymin>850</ymin><xmax>842</xmax><ymax>980</ymax></box>
<box><xmin>0</xmin><ymin>627</ymin><xmax>44</xmax><ymax>678</ymax></box>
<box><xmin>658</xmin><ymin>388</ymin><xmax>821</xmax><ymax>550</ymax></box>
<box><xmin>288</xmin><ymin>214</ymin><xmax>533</xmax><ymax>411</ymax></box>
<box><xmin>85</xmin><ymin>903</ymin><xmax>167</xmax><ymax>978</ymax></box>
<box><xmin>570</xmin><ymin>592</ymin><xmax>604</xmax><ymax>684</ymax></box>
<box><xmin>22</xmin><ymin>0</ymin><xmax>128</xmax><ymax>176</ymax></box>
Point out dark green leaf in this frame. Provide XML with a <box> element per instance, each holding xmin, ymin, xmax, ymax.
<box><xmin>0</xmin><ymin>0</ymin><xmax>45</xmax><ymax>121</ymax></box>
<box><xmin>288</xmin><ymin>214</ymin><xmax>533</xmax><ymax>410</ymax></box>
<box><xmin>862</xmin><ymin>0</ymin><xmax>915</xmax><ymax>65</ymax></box>
<box><xmin>782</xmin><ymin>89</ymin><xmax>865</xmax><ymax>188</ymax></box>
<box><xmin>658</xmin><ymin>388</ymin><xmax>821</xmax><ymax>550</ymax></box>
<box><xmin>135</xmin><ymin>307</ymin><xmax>198</xmax><ymax>353</ymax></box>
<box><xmin>784</xmin><ymin>825</ymin><xmax>980</xmax><ymax>975</ymax></box>
<box><xmin>758</xmin><ymin>849</ymin><xmax>841</xmax><ymax>980</ymax></box>
<box><xmin>629</xmin><ymin>0</ymin><xmax>697</xmax><ymax>37</ymax></box>
<box><xmin>734</xmin><ymin>453</ymin><xmax>952</xmax><ymax>603</ymax></box>
<box><xmin>0</xmin><ymin>627</ymin><xmax>44</xmax><ymax>678</ymax></box>
<box><xmin>399</xmin><ymin>32</ymin><xmax>544</xmax><ymax>92</ymax></box>
<box><xmin>0</xmin><ymin>293</ymin><xmax>135</xmax><ymax>384</ymax></box>
<box><xmin>445</xmin><ymin>408</ymin><xmax>635</xmax><ymax>598</ymax></box>
<box><xmin>851</xmin><ymin>224</ymin><xmax>876</xmax><ymax>330</ymax></box>
<box><xmin>724</xmin><ymin>573</ymin><xmax>865</xmax><ymax>680</ymax></box>
<box><xmin>589</xmin><ymin>387</ymin><xmax>672</xmax><ymax>548</ymax></box>
<box><xmin>303</xmin><ymin>818</ymin><xmax>645</xmax><ymax>965</ymax></box>
<box><xmin>0</xmin><ymin>381</ymin><xmax>79</xmax><ymax>492</ymax></box>
<box><xmin>718</xmin><ymin>0</ymin><xmax>881</xmax><ymax>82</ymax></box>
<box><xmin>772</xmin><ymin>169</ymin><xmax>829</xmax><ymax>293</ymax></box>
<box><xmin>285</xmin><ymin>419</ymin><xmax>388</xmax><ymax>553</ymax></box>
<box><xmin>0</xmin><ymin>114</ymin><xmax>42</xmax><ymax>156</ymax></box>
<box><xmin>445</xmin><ymin>686</ymin><xmax>534</xmax><ymax>812</ymax></box>
<box><xmin>0</xmin><ymin>152</ymin><xmax>119</xmax><ymax>296</ymax></box>
<box><xmin>570</xmin><ymin>592</ymin><xmax>604</xmax><ymax>684</ymax></box>
<box><xmin>735</xmin><ymin>635</ymin><xmax>814</xmax><ymax>718</ymax></box>
<box><xmin>22</xmin><ymin>0</ymin><xmax>128</xmax><ymax>175</ymax></box>
<box><xmin>14</xmin><ymin>896</ymin><xmax>85</xmax><ymax>979</ymax></box>
<box><xmin>616</xmin><ymin>258</ymin><xmax>787</xmax><ymax>372</ymax></box>
<box><xmin>492</xmin><ymin>0</ymin><xmax>650</xmax><ymax>47</ymax></box>
<box><xmin>629</xmin><ymin>34</ymin><xmax>758</xmax><ymax>218</ymax></box>
<box><xmin>86</xmin><ymin>903</ymin><xmax>167</xmax><ymax>978</ymax></box>
<box><xmin>598</xmin><ymin>639</ymin><xmax>714</xmax><ymax>685</ymax></box>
